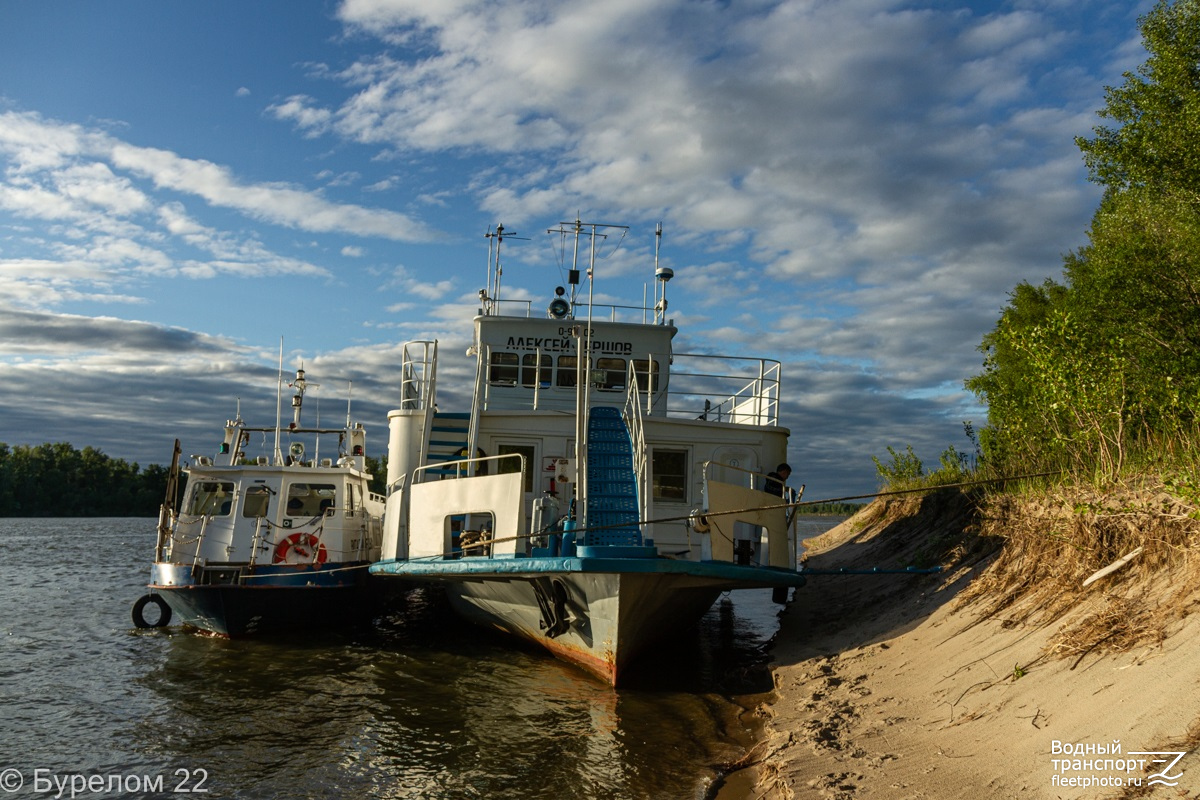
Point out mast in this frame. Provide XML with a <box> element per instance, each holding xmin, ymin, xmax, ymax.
<box><xmin>483</xmin><ymin>224</ymin><xmax>527</xmax><ymax>311</ymax></box>
<box><xmin>273</xmin><ymin>339</ymin><xmax>284</xmax><ymax>466</ymax></box>
<box><xmin>546</xmin><ymin>218</ymin><xmax>629</xmax><ymax>528</ymax></box>
<box><xmin>653</xmin><ymin>222</ymin><xmax>672</xmax><ymax>325</ymax></box>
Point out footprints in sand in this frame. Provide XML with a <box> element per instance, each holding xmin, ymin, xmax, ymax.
<box><xmin>807</xmin><ymin>771</ymin><xmax>864</xmax><ymax>799</ymax></box>
<box><xmin>789</xmin><ymin>652</ymin><xmax>905</xmax><ymax>797</ymax></box>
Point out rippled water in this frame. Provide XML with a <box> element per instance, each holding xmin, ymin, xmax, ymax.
<box><xmin>0</xmin><ymin>516</ymin><xmax>840</xmax><ymax>799</ymax></box>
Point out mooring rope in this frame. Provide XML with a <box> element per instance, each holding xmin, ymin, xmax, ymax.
<box><xmin>388</xmin><ymin>469</ymin><xmax>1061</xmax><ymax>563</ymax></box>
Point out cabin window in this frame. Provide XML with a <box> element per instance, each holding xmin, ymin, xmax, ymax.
<box><xmin>488</xmin><ymin>351</ymin><xmax>518</xmax><ymax>385</ymax></box>
<box><xmin>521</xmin><ymin>353</ymin><xmax>552</xmax><ymax>387</ymax></box>
<box><xmin>286</xmin><ymin>483</ymin><xmax>337</xmax><ymax>516</ymax></box>
<box><xmin>556</xmin><ymin>355</ymin><xmax>583</xmax><ymax>388</ymax></box>
<box><xmin>241</xmin><ymin>485</ymin><xmax>271</xmax><ymax>518</ymax></box>
<box><xmin>594</xmin><ymin>357</ymin><xmax>627</xmax><ymax>391</ymax></box>
<box><xmin>632</xmin><ymin>359</ymin><xmax>660</xmax><ymax>392</ymax></box>
<box><xmin>496</xmin><ymin>444</ymin><xmax>535</xmax><ymax>493</ymax></box>
<box><xmin>651</xmin><ymin>449</ymin><xmax>689</xmax><ymax>502</ymax></box>
<box><xmin>187</xmin><ymin>481</ymin><xmax>234</xmax><ymax>516</ymax></box>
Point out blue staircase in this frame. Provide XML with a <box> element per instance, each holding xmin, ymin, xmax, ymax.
<box><xmin>585</xmin><ymin>407</ymin><xmax>642</xmax><ymax>546</ymax></box>
<box><xmin>425</xmin><ymin>412</ymin><xmax>471</xmax><ymax>476</ymax></box>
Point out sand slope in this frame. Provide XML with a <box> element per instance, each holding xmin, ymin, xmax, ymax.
<box><xmin>745</xmin><ymin>491</ymin><xmax>1200</xmax><ymax>799</ymax></box>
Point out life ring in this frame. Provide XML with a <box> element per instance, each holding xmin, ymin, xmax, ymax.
<box><xmin>131</xmin><ymin>594</ymin><xmax>172</xmax><ymax>628</ymax></box>
<box><xmin>273</xmin><ymin>532</ymin><xmax>328</xmax><ymax>565</ymax></box>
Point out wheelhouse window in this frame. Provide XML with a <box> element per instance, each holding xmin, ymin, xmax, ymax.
<box><xmin>187</xmin><ymin>481</ymin><xmax>234</xmax><ymax>516</ymax></box>
<box><xmin>632</xmin><ymin>359</ymin><xmax>660</xmax><ymax>392</ymax></box>
<box><xmin>557</xmin><ymin>355</ymin><xmax>582</xmax><ymax>388</ymax></box>
<box><xmin>651</xmin><ymin>449</ymin><xmax>689</xmax><ymax>502</ymax></box>
<box><xmin>241</xmin><ymin>485</ymin><xmax>271</xmax><ymax>518</ymax></box>
<box><xmin>521</xmin><ymin>353</ymin><xmax>552</xmax><ymax>387</ymax></box>
<box><xmin>286</xmin><ymin>483</ymin><xmax>336</xmax><ymax>516</ymax></box>
<box><xmin>594</xmin><ymin>357</ymin><xmax>627</xmax><ymax>391</ymax></box>
<box><xmin>488</xmin><ymin>351</ymin><xmax>518</xmax><ymax>385</ymax></box>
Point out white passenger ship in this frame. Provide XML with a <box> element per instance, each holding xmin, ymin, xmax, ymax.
<box><xmin>371</xmin><ymin>220</ymin><xmax>804</xmax><ymax>684</ymax></box>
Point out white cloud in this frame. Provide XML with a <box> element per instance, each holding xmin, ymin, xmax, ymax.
<box><xmin>0</xmin><ymin>1</ymin><xmax>1140</xmax><ymax>497</ymax></box>
<box><xmin>0</xmin><ymin>110</ymin><xmax>451</xmax><ymax>305</ymax></box>
<box><xmin>268</xmin><ymin>94</ymin><xmax>333</xmax><ymax>135</ymax></box>
<box><xmin>0</xmin><ymin>110</ymin><xmax>439</xmax><ymax>242</ymax></box>
<box><xmin>381</xmin><ymin>264</ymin><xmax>454</xmax><ymax>301</ymax></box>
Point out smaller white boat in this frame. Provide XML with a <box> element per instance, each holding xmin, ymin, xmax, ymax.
<box><xmin>132</xmin><ymin>368</ymin><xmax>385</xmax><ymax>636</ymax></box>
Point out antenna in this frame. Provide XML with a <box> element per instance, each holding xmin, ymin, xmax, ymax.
<box><xmin>653</xmin><ymin>223</ymin><xmax>672</xmax><ymax>325</ymax></box>
<box><xmin>546</xmin><ymin>218</ymin><xmax>628</xmax><ymax>307</ymax></box>
<box><xmin>288</xmin><ymin>365</ymin><xmax>320</xmax><ymax>429</ymax></box>
<box><xmin>482</xmin><ymin>224</ymin><xmax>528</xmax><ymax>311</ymax></box>
<box><xmin>273</xmin><ymin>339</ymin><xmax>283</xmax><ymax>466</ymax></box>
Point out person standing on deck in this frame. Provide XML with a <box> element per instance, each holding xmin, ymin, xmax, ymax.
<box><xmin>763</xmin><ymin>463</ymin><xmax>792</xmax><ymax>497</ymax></box>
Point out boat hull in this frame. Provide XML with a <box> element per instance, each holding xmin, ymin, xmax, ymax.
<box><xmin>149</xmin><ymin>562</ymin><xmax>378</xmax><ymax>637</ymax></box>
<box><xmin>446</xmin><ymin>572</ymin><xmax>721</xmax><ymax>684</ymax></box>
<box><xmin>371</xmin><ymin>555</ymin><xmax>805</xmax><ymax>685</ymax></box>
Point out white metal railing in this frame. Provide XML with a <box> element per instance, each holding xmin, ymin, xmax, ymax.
<box><xmin>702</xmin><ymin>459</ymin><xmax>773</xmax><ymax>491</ymax></box>
<box><xmin>623</xmin><ymin>363</ymin><xmax>650</xmax><ymax>522</ymax></box>
<box><xmin>411</xmin><ymin>451</ymin><xmax>525</xmax><ymax>483</ymax></box>
<box><xmin>475</xmin><ymin>345</ymin><xmax>779</xmax><ymax>426</ymax></box>
<box><xmin>486</xmin><ymin>297</ymin><xmax>661</xmax><ymax>324</ymax></box>
<box><xmin>248</xmin><ymin>517</ymin><xmax>268</xmax><ymax>567</ymax></box>
<box><xmin>400</xmin><ymin>340</ymin><xmax>438</xmax><ymax>410</ymax></box>
<box><xmin>700</xmin><ymin>460</ymin><xmax>800</xmax><ymax>568</ymax></box>
<box><xmin>663</xmin><ymin>353</ymin><xmax>781</xmax><ymax>426</ymax></box>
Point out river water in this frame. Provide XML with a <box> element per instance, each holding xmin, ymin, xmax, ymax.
<box><xmin>0</xmin><ymin>516</ymin><xmax>840</xmax><ymax>799</ymax></box>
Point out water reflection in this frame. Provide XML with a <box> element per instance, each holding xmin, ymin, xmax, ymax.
<box><xmin>1</xmin><ymin>517</ymin><xmax>841</xmax><ymax>800</ymax></box>
<box><xmin>133</xmin><ymin>587</ymin><xmax>771</xmax><ymax>799</ymax></box>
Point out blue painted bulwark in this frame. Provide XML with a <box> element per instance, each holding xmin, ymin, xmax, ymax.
<box><xmin>371</xmin><ymin>554</ymin><xmax>806</xmax><ymax>587</ymax></box>
<box><xmin>585</xmin><ymin>407</ymin><xmax>641</xmax><ymax>547</ymax></box>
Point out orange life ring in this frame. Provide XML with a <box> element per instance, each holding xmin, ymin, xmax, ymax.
<box><xmin>273</xmin><ymin>532</ymin><xmax>328</xmax><ymax>565</ymax></box>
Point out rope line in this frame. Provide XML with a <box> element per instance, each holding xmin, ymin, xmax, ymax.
<box><xmin>389</xmin><ymin>470</ymin><xmax>1059</xmax><ymax>563</ymax></box>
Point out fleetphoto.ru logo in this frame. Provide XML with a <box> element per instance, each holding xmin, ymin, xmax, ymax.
<box><xmin>1051</xmin><ymin>740</ymin><xmax>1188</xmax><ymax>789</ymax></box>
<box><xmin>1</xmin><ymin>769</ymin><xmax>22</xmax><ymax>792</ymax></box>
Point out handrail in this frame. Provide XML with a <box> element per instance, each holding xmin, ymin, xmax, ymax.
<box><xmin>664</xmin><ymin>353</ymin><xmax>781</xmax><ymax>426</ymax></box>
<box><xmin>462</xmin><ymin>332</ymin><xmax>781</xmax><ymax>425</ymax></box>
<box><xmin>700</xmin><ymin>459</ymin><xmax>800</xmax><ymax>567</ymax></box>
<box><xmin>702</xmin><ymin>459</ymin><xmax>772</xmax><ymax>489</ymax></box>
<box><xmin>411</xmin><ymin>451</ymin><xmax>525</xmax><ymax>482</ymax></box>
<box><xmin>191</xmin><ymin>516</ymin><xmax>211</xmax><ymax>570</ymax></box>
<box><xmin>399</xmin><ymin>340</ymin><xmax>438</xmax><ymax>410</ymax></box>
<box><xmin>248</xmin><ymin>516</ymin><xmax>266</xmax><ymax>567</ymax></box>
<box><xmin>485</xmin><ymin>298</ymin><xmax>661</xmax><ymax>323</ymax></box>
<box><xmin>623</xmin><ymin>362</ymin><xmax>650</xmax><ymax>522</ymax></box>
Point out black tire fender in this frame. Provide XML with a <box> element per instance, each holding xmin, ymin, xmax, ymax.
<box><xmin>131</xmin><ymin>594</ymin><xmax>172</xmax><ymax>628</ymax></box>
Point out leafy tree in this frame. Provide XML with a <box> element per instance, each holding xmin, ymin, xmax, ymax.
<box><xmin>969</xmin><ymin>0</ymin><xmax>1200</xmax><ymax>477</ymax></box>
<box><xmin>872</xmin><ymin>445</ymin><xmax>924</xmax><ymax>489</ymax></box>
<box><xmin>0</xmin><ymin>442</ymin><xmax>169</xmax><ymax>517</ymax></box>
<box><xmin>1078</xmin><ymin>0</ymin><xmax>1200</xmax><ymax>194</ymax></box>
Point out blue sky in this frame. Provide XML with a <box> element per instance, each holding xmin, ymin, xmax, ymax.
<box><xmin>0</xmin><ymin>0</ymin><xmax>1151</xmax><ymax>500</ymax></box>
